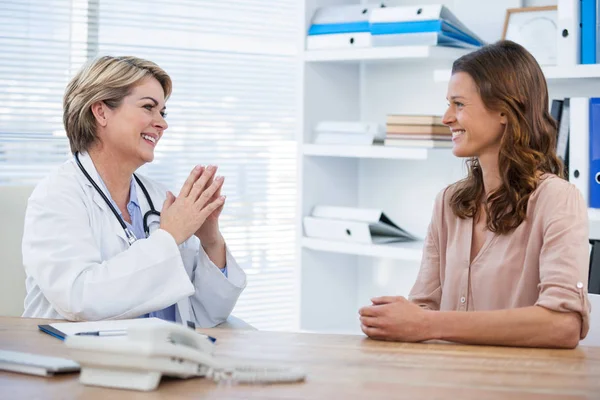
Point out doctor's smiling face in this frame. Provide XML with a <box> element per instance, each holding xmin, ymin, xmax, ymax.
<box><xmin>92</xmin><ymin>76</ymin><xmax>168</xmax><ymax>167</ymax></box>
<box><xmin>442</xmin><ymin>71</ymin><xmax>506</xmax><ymax>161</ymax></box>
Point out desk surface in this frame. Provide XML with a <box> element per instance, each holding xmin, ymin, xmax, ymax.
<box><xmin>1</xmin><ymin>317</ymin><xmax>600</xmax><ymax>399</ymax></box>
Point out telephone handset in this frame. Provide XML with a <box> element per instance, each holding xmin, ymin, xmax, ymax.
<box><xmin>65</xmin><ymin>322</ymin><xmax>306</xmax><ymax>391</ymax></box>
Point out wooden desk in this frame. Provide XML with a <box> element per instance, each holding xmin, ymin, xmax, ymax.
<box><xmin>1</xmin><ymin>317</ymin><xmax>599</xmax><ymax>399</ymax></box>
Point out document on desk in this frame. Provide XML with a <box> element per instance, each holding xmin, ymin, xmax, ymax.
<box><xmin>38</xmin><ymin>317</ymin><xmax>171</xmax><ymax>341</ymax></box>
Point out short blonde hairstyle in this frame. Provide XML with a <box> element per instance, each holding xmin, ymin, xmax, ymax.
<box><xmin>63</xmin><ymin>56</ymin><xmax>172</xmax><ymax>153</ymax></box>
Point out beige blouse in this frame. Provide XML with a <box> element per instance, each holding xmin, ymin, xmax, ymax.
<box><xmin>409</xmin><ymin>174</ymin><xmax>591</xmax><ymax>338</ymax></box>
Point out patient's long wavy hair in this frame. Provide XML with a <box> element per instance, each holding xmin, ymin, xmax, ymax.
<box><xmin>449</xmin><ymin>41</ymin><xmax>564</xmax><ymax>234</ymax></box>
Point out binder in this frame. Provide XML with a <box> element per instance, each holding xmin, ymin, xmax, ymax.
<box><xmin>303</xmin><ymin>206</ymin><xmax>417</xmax><ymax>244</ymax></box>
<box><xmin>569</xmin><ymin>97</ymin><xmax>590</xmax><ymax>204</ymax></box>
<box><xmin>306</xmin><ymin>4</ymin><xmax>381</xmax><ymax>50</ymax></box>
<box><xmin>557</xmin><ymin>0</ymin><xmax>581</xmax><ymax>65</ymax></box>
<box><xmin>581</xmin><ymin>0</ymin><xmax>596</xmax><ymax>63</ymax></box>
<box><xmin>596</xmin><ymin>0</ymin><xmax>600</xmax><ymax>62</ymax></box>
<box><xmin>370</xmin><ymin>19</ymin><xmax>483</xmax><ymax>47</ymax></box>
<box><xmin>313</xmin><ymin>121</ymin><xmax>384</xmax><ymax>144</ymax></box>
<box><xmin>306</xmin><ymin>33</ymin><xmax>371</xmax><ymax>50</ymax></box>
<box><xmin>371</xmin><ymin>31</ymin><xmax>480</xmax><ymax>49</ymax></box>
<box><xmin>589</xmin><ymin>98</ymin><xmax>600</xmax><ymax>208</ymax></box>
<box><xmin>555</xmin><ymin>98</ymin><xmax>569</xmax><ymax>170</ymax></box>
<box><xmin>369</xmin><ymin>5</ymin><xmax>485</xmax><ymax>46</ymax></box>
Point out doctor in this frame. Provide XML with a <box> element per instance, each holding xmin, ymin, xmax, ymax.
<box><xmin>21</xmin><ymin>55</ymin><xmax>246</xmax><ymax>326</ymax></box>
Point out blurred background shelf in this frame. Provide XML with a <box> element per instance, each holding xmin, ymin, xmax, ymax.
<box><xmin>302</xmin><ymin>237</ymin><xmax>424</xmax><ymax>262</ymax></box>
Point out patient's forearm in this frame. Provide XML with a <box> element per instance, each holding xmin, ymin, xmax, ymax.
<box><xmin>428</xmin><ymin>306</ymin><xmax>581</xmax><ymax>349</ymax></box>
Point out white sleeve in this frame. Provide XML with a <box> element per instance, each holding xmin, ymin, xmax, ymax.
<box><xmin>22</xmin><ymin>180</ymin><xmax>195</xmax><ymax>321</ymax></box>
<box><xmin>181</xmin><ymin>237</ymin><xmax>246</xmax><ymax>327</ymax></box>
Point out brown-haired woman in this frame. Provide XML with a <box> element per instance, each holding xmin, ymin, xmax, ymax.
<box><xmin>359</xmin><ymin>41</ymin><xmax>589</xmax><ymax>349</ymax></box>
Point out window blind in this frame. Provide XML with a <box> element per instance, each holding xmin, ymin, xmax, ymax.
<box><xmin>0</xmin><ymin>0</ymin><xmax>300</xmax><ymax>330</ymax></box>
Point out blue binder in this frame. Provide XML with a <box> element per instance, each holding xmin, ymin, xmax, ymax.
<box><xmin>581</xmin><ymin>0</ymin><xmax>596</xmax><ymax>64</ymax></box>
<box><xmin>589</xmin><ymin>98</ymin><xmax>600</xmax><ymax>208</ymax></box>
<box><xmin>370</xmin><ymin>19</ymin><xmax>484</xmax><ymax>47</ymax></box>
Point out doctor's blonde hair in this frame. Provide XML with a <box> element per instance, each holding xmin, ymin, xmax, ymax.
<box><xmin>63</xmin><ymin>56</ymin><xmax>172</xmax><ymax>153</ymax></box>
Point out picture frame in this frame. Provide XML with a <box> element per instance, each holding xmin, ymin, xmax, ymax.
<box><xmin>502</xmin><ymin>6</ymin><xmax>558</xmax><ymax>66</ymax></box>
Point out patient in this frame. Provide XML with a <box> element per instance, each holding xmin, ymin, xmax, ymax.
<box><xmin>359</xmin><ymin>40</ymin><xmax>589</xmax><ymax>349</ymax></box>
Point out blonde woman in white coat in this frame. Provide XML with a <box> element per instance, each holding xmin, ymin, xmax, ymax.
<box><xmin>21</xmin><ymin>56</ymin><xmax>246</xmax><ymax>326</ymax></box>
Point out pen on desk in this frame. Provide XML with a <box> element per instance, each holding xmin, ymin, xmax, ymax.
<box><xmin>75</xmin><ymin>330</ymin><xmax>127</xmax><ymax>336</ymax></box>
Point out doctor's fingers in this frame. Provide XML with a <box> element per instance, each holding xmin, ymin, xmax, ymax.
<box><xmin>188</xmin><ymin>166</ymin><xmax>218</xmax><ymax>202</ymax></box>
<box><xmin>194</xmin><ymin>176</ymin><xmax>224</xmax><ymax>209</ymax></box>
<box><xmin>179</xmin><ymin>165</ymin><xmax>205</xmax><ymax>198</ymax></box>
<box><xmin>195</xmin><ymin>196</ymin><xmax>226</xmax><ymax>222</ymax></box>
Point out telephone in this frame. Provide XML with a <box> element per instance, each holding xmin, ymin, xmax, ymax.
<box><xmin>64</xmin><ymin>322</ymin><xmax>306</xmax><ymax>391</ymax></box>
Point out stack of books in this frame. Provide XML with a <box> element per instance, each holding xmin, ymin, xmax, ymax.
<box><xmin>384</xmin><ymin>115</ymin><xmax>452</xmax><ymax>148</ymax></box>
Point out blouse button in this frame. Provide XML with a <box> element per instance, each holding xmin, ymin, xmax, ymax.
<box><xmin>460</xmin><ymin>296</ymin><xmax>466</xmax><ymax>304</ymax></box>
<box><xmin>577</xmin><ymin>282</ymin><xmax>584</xmax><ymax>289</ymax></box>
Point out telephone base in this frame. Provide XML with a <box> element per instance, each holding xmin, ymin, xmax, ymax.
<box><xmin>80</xmin><ymin>367</ymin><xmax>162</xmax><ymax>391</ymax></box>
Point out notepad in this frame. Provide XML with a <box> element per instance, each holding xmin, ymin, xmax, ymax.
<box><xmin>39</xmin><ymin>317</ymin><xmax>171</xmax><ymax>340</ymax></box>
<box><xmin>0</xmin><ymin>350</ymin><xmax>80</xmax><ymax>377</ymax></box>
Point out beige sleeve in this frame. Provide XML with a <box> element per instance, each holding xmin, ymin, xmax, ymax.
<box><xmin>409</xmin><ymin>188</ymin><xmax>446</xmax><ymax>311</ymax></box>
<box><xmin>535</xmin><ymin>184</ymin><xmax>590</xmax><ymax>339</ymax></box>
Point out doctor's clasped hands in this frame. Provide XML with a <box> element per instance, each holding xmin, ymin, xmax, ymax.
<box><xmin>160</xmin><ymin>165</ymin><xmax>225</xmax><ymax>246</ymax></box>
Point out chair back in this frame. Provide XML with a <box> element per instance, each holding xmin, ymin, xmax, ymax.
<box><xmin>0</xmin><ymin>185</ymin><xmax>34</xmax><ymax>316</ymax></box>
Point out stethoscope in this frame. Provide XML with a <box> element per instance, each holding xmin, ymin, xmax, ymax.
<box><xmin>74</xmin><ymin>152</ymin><xmax>160</xmax><ymax>245</ymax></box>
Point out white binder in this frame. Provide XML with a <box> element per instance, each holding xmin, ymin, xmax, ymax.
<box><xmin>310</xmin><ymin>4</ymin><xmax>379</xmax><ymax>25</ymax></box>
<box><xmin>303</xmin><ymin>206</ymin><xmax>417</xmax><ymax>244</ymax></box>
<box><xmin>307</xmin><ymin>4</ymin><xmax>380</xmax><ymax>50</ymax></box>
<box><xmin>569</xmin><ymin>97</ymin><xmax>589</xmax><ymax>204</ymax></box>
<box><xmin>370</xmin><ymin>32</ymin><xmax>479</xmax><ymax>49</ymax></box>
<box><xmin>369</xmin><ymin>4</ymin><xmax>485</xmax><ymax>46</ymax></box>
<box><xmin>557</xmin><ymin>0</ymin><xmax>581</xmax><ymax>65</ymax></box>
<box><xmin>306</xmin><ymin>32</ymin><xmax>371</xmax><ymax>50</ymax></box>
<box><xmin>313</xmin><ymin>121</ymin><xmax>384</xmax><ymax>144</ymax></box>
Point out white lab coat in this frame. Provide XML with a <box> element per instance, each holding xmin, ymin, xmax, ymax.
<box><xmin>21</xmin><ymin>152</ymin><xmax>246</xmax><ymax>327</ymax></box>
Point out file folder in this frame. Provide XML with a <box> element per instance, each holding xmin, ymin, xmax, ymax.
<box><xmin>581</xmin><ymin>0</ymin><xmax>596</xmax><ymax>64</ymax></box>
<box><xmin>306</xmin><ymin>4</ymin><xmax>380</xmax><ymax>50</ymax></box>
<box><xmin>570</xmin><ymin>97</ymin><xmax>590</xmax><ymax>204</ymax></box>
<box><xmin>589</xmin><ymin>97</ymin><xmax>600</xmax><ymax>208</ymax></box>
<box><xmin>370</xmin><ymin>5</ymin><xmax>485</xmax><ymax>46</ymax></box>
<box><xmin>303</xmin><ymin>206</ymin><xmax>417</xmax><ymax>244</ymax></box>
<box><xmin>306</xmin><ymin>32</ymin><xmax>371</xmax><ymax>50</ymax></box>
<box><xmin>557</xmin><ymin>0</ymin><xmax>581</xmax><ymax>65</ymax></box>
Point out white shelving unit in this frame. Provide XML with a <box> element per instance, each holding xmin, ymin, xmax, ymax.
<box><xmin>302</xmin><ymin>237</ymin><xmax>424</xmax><ymax>261</ymax></box>
<box><xmin>303</xmin><ymin>144</ymin><xmax>432</xmax><ymax>160</ymax></box>
<box><xmin>304</xmin><ymin>45</ymin><xmax>469</xmax><ymax>63</ymax></box>
<box><xmin>298</xmin><ymin>0</ymin><xmax>600</xmax><ymax>335</ymax></box>
<box><xmin>434</xmin><ymin>64</ymin><xmax>600</xmax><ymax>82</ymax></box>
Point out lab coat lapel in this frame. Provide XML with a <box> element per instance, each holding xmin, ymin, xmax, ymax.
<box><xmin>74</xmin><ymin>152</ymin><xmax>129</xmax><ymax>244</ymax></box>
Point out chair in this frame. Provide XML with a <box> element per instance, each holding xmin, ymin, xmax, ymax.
<box><xmin>580</xmin><ymin>240</ymin><xmax>600</xmax><ymax>346</ymax></box>
<box><xmin>0</xmin><ymin>186</ymin><xmax>34</xmax><ymax>316</ymax></box>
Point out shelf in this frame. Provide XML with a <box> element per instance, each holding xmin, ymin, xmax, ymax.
<box><xmin>434</xmin><ymin>64</ymin><xmax>600</xmax><ymax>83</ymax></box>
<box><xmin>304</xmin><ymin>46</ymin><xmax>470</xmax><ymax>63</ymax></box>
<box><xmin>302</xmin><ymin>237</ymin><xmax>424</xmax><ymax>261</ymax></box>
<box><xmin>302</xmin><ymin>144</ymin><xmax>444</xmax><ymax>160</ymax></box>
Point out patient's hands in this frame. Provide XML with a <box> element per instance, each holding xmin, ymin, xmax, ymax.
<box><xmin>359</xmin><ymin>296</ymin><xmax>433</xmax><ymax>342</ymax></box>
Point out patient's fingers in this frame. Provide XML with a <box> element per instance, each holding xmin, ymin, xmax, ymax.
<box><xmin>371</xmin><ymin>296</ymin><xmax>404</xmax><ymax>305</ymax></box>
<box><xmin>358</xmin><ymin>305</ymin><xmax>382</xmax><ymax>317</ymax></box>
<box><xmin>361</xmin><ymin>324</ymin><xmax>386</xmax><ymax>339</ymax></box>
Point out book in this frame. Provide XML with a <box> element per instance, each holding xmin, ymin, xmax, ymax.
<box><xmin>384</xmin><ymin>138</ymin><xmax>453</xmax><ymax>148</ymax></box>
<box><xmin>385</xmin><ymin>134</ymin><xmax>452</xmax><ymax>141</ymax></box>
<box><xmin>386</xmin><ymin>124</ymin><xmax>450</xmax><ymax>135</ymax></box>
<box><xmin>386</xmin><ymin>115</ymin><xmax>444</xmax><ymax>126</ymax></box>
